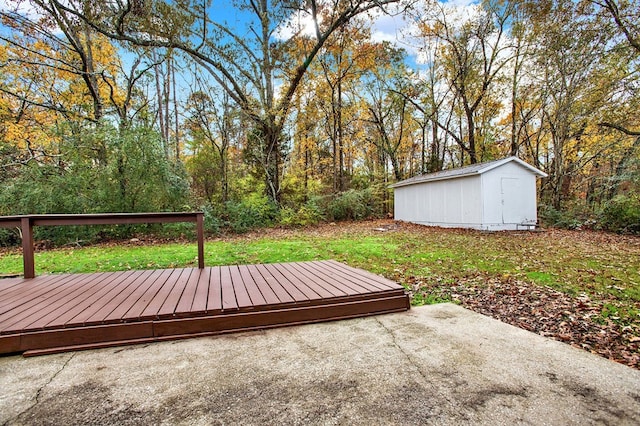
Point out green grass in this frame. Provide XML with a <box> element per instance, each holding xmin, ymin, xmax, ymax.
<box><xmin>1</xmin><ymin>224</ymin><xmax>639</xmax><ymax>325</ymax></box>
<box><xmin>526</xmin><ymin>271</ymin><xmax>559</xmax><ymax>286</ymax></box>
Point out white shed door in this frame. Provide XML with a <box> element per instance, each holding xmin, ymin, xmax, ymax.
<box><xmin>501</xmin><ymin>178</ymin><xmax>522</xmax><ymax>224</ymax></box>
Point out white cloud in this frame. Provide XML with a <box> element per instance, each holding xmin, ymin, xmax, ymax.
<box><xmin>0</xmin><ymin>0</ymin><xmax>45</xmax><ymax>20</ymax></box>
<box><xmin>266</xmin><ymin>0</ymin><xmax>486</xmax><ymax>69</ymax></box>
<box><xmin>436</xmin><ymin>0</ymin><xmax>482</xmax><ymax>28</ymax></box>
<box><xmin>274</xmin><ymin>10</ymin><xmax>321</xmax><ymax>40</ymax></box>
<box><xmin>370</xmin><ymin>11</ymin><xmax>408</xmax><ymax>42</ymax></box>
<box><xmin>368</xmin><ymin>0</ymin><xmax>482</xmax><ymax>63</ymax></box>
<box><xmin>0</xmin><ymin>0</ymin><xmax>67</xmax><ymax>37</ymax></box>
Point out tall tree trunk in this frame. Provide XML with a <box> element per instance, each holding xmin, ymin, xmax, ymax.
<box><xmin>510</xmin><ymin>42</ymin><xmax>520</xmax><ymax>157</ymax></box>
<box><xmin>153</xmin><ymin>51</ymin><xmax>168</xmax><ymax>157</ymax></box>
<box><xmin>164</xmin><ymin>63</ymin><xmax>170</xmax><ymax>149</ymax></box>
<box><xmin>465</xmin><ymin>105</ymin><xmax>477</xmax><ymax>164</ymax></box>
<box><xmin>261</xmin><ymin>121</ymin><xmax>282</xmax><ymax>204</ymax></box>
<box><xmin>337</xmin><ymin>79</ymin><xmax>345</xmax><ymax>191</ymax></box>
<box><xmin>172</xmin><ymin>58</ymin><xmax>180</xmax><ymax>161</ymax></box>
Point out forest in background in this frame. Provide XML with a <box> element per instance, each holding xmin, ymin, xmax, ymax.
<box><xmin>0</xmin><ymin>0</ymin><xmax>639</xmax><ymax>245</ymax></box>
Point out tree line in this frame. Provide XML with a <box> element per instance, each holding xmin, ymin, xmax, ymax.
<box><xmin>0</xmin><ymin>0</ymin><xmax>638</xmax><ymax>244</ymax></box>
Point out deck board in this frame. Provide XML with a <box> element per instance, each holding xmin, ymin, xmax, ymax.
<box><xmin>244</xmin><ymin>264</ymin><xmax>280</xmax><ymax>305</ymax></box>
<box><xmin>300</xmin><ymin>261</ymin><xmax>372</xmax><ymax>295</ymax></box>
<box><xmin>87</xmin><ymin>269</ymin><xmax>157</xmax><ymax>324</ymax></box>
<box><xmin>238</xmin><ymin>265</ymin><xmax>267</xmax><ymax>307</ymax></box>
<box><xmin>230</xmin><ymin>265</ymin><xmax>253</xmax><ymax>309</ymax></box>
<box><xmin>17</xmin><ymin>272</ymin><xmax>110</xmax><ymax>331</ymax></box>
<box><xmin>175</xmin><ymin>268</ymin><xmax>205</xmax><ymax>315</ymax></box>
<box><xmin>220</xmin><ymin>266</ymin><xmax>239</xmax><ymax>310</ymax></box>
<box><xmin>139</xmin><ymin>269</ymin><xmax>184</xmax><ymax>319</ymax></box>
<box><xmin>189</xmin><ymin>267</ymin><xmax>210</xmax><ymax>313</ymax></box>
<box><xmin>207</xmin><ymin>267</ymin><xmax>223</xmax><ymax>312</ymax></box>
<box><xmin>256</xmin><ymin>263</ymin><xmax>302</xmax><ymax>302</ymax></box>
<box><xmin>48</xmin><ymin>271</ymin><xmax>138</xmax><ymax>328</ymax></box>
<box><xmin>285</xmin><ymin>262</ymin><xmax>351</xmax><ymax>297</ymax></box>
<box><xmin>125</xmin><ymin>268</ymin><xmax>175</xmax><ymax>319</ymax></box>
<box><xmin>0</xmin><ymin>273</ymin><xmax>102</xmax><ymax>331</ymax></box>
<box><xmin>0</xmin><ymin>274</ymin><xmax>73</xmax><ymax>314</ymax></box>
<box><xmin>0</xmin><ymin>260</ymin><xmax>409</xmax><ymax>356</ymax></box>
<box><xmin>157</xmin><ymin>268</ymin><xmax>192</xmax><ymax>317</ymax></box>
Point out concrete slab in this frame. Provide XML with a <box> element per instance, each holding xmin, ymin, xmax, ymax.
<box><xmin>1</xmin><ymin>303</ymin><xmax>639</xmax><ymax>425</ymax></box>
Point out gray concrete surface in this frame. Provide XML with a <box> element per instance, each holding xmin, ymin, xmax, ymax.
<box><xmin>1</xmin><ymin>303</ymin><xmax>639</xmax><ymax>425</ymax></box>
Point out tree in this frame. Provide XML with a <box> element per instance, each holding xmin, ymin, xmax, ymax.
<box><xmin>0</xmin><ymin>5</ymin><xmax>125</xmax><ymax>166</ymax></box>
<box><xmin>48</xmin><ymin>0</ymin><xmax>401</xmax><ymax>205</ymax></box>
<box><xmin>2</xmin><ymin>0</ymin><xmax>117</xmax><ymax>122</ymax></box>
<box><xmin>414</xmin><ymin>0</ymin><xmax>515</xmax><ymax>164</ymax></box>
<box><xmin>186</xmin><ymin>79</ymin><xmax>242</xmax><ymax>204</ymax></box>
<box><xmin>591</xmin><ymin>0</ymin><xmax>640</xmax><ymax>53</ymax></box>
<box><xmin>315</xmin><ymin>20</ymin><xmax>379</xmax><ymax>192</ymax></box>
<box><xmin>589</xmin><ymin>1</ymin><xmax>640</xmax><ymax>201</ymax></box>
<box><xmin>363</xmin><ymin>46</ymin><xmax>418</xmax><ymax>182</ymax></box>
<box><xmin>526</xmin><ymin>0</ymin><xmax>627</xmax><ymax>208</ymax></box>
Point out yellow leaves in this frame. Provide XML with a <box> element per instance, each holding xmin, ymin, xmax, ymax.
<box><xmin>2</xmin><ymin>110</ymin><xmax>60</xmax><ymax>152</ymax></box>
<box><xmin>53</xmin><ymin>33</ymin><xmax>125</xmax><ymax>112</ymax></box>
<box><xmin>0</xmin><ymin>27</ymin><xmax>124</xmax><ymax>157</ymax></box>
<box><xmin>417</xmin><ymin>21</ymin><xmax>445</xmax><ymax>38</ymax></box>
<box><xmin>32</xmin><ymin>39</ymin><xmax>51</xmax><ymax>55</ymax></box>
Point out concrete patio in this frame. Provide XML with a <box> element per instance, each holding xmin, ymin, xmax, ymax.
<box><xmin>1</xmin><ymin>303</ymin><xmax>639</xmax><ymax>425</ymax></box>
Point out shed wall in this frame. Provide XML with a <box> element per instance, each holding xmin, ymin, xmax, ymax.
<box><xmin>481</xmin><ymin>162</ymin><xmax>538</xmax><ymax>230</ymax></box>
<box><xmin>393</xmin><ymin>160</ymin><xmax>542</xmax><ymax>231</ymax></box>
<box><xmin>393</xmin><ymin>175</ymin><xmax>482</xmax><ymax>227</ymax></box>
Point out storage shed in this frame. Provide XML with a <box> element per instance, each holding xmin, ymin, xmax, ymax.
<box><xmin>391</xmin><ymin>156</ymin><xmax>547</xmax><ymax>231</ymax></box>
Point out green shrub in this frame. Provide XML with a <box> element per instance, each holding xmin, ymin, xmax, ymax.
<box><xmin>279</xmin><ymin>199</ymin><xmax>324</xmax><ymax>227</ymax></box>
<box><xmin>0</xmin><ymin>125</ymin><xmax>192</xmax><ymax>247</ymax></box>
<box><xmin>0</xmin><ymin>228</ymin><xmax>19</xmax><ymax>248</ymax></box>
<box><xmin>224</xmin><ymin>194</ymin><xmax>279</xmax><ymax>233</ymax></box>
<box><xmin>539</xmin><ymin>204</ymin><xmax>588</xmax><ymax>229</ymax></box>
<box><xmin>95</xmin><ymin>127</ymin><xmax>190</xmax><ymax>213</ymax></box>
<box><xmin>324</xmin><ymin>188</ymin><xmax>384</xmax><ymax>221</ymax></box>
<box><xmin>599</xmin><ymin>195</ymin><xmax>640</xmax><ymax>234</ymax></box>
<box><xmin>201</xmin><ymin>204</ymin><xmax>224</xmax><ymax>235</ymax></box>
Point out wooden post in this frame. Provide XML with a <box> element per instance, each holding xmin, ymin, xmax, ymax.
<box><xmin>21</xmin><ymin>217</ymin><xmax>35</xmax><ymax>279</ymax></box>
<box><xmin>196</xmin><ymin>213</ymin><xmax>205</xmax><ymax>269</ymax></box>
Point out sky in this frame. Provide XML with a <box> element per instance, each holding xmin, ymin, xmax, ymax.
<box><xmin>0</xmin><ymin>0</ymin><xmax>479</xmax><ymax>66</ymax></box>
<box><xmin>0</xmin><ymin>0</ymin><xmax>481</xmax><ymax>102</ymax></box>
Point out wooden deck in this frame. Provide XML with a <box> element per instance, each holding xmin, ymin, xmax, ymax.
<box><xmin>0</xmin><ymin>260</ymin><xmax>409</xmax><ymax>356</ymax></box>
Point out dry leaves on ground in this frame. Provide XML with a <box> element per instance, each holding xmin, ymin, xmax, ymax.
<box><xmin>408</xmin><ymin>276</ymin><xmax>640</xmax><ymax>369</ymax></box>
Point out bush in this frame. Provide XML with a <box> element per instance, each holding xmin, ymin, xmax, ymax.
<box><xmin>279</xmin><ymin>199</ymin><xmax>324</xmax><ymax>227</ymax></box>
<box><xmin>538</xmin><ymin>202</ymin><xmax>600</xmax><ymax>230</ymax></box>
<box><xmin>96</xmin><ymin>127</ymin><xmax>190</xmax><ymax>213</ymax></box>
<box><xmin>599</xmin><ymin>195</ymin><xmax>640</xmax><ymax>234</ymax></box>
<box><xmin>224</xmin><ymin>195</ymin><xmax>279</xmax><ymax>233</ymax></box>
<box><xmin>0</xmin><ymin>125</ymin><xmax>192</xmax><ymax>247</ymax></box>
<box><xmin>0</xmin><ymin>228</ymin><xmax>19</xmax><ymax>248</ymax></box>
<box><xmin>201</xmin><ymin>204</ymin><xmax>224</xmax><ymax>235</ymax></box>
<box><xmin>323</xmin><ymin>188</ymin><xmax>384</xmax><ymax>221</ymax></box>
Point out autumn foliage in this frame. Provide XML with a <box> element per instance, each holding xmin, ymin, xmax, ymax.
<box><xmin>0</xmin><ymin>0</ymin><xmax>638</xmax><ymax>239</ymax></box>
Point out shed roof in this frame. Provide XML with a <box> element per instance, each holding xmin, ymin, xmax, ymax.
<box><xmin>391</xmin><ymin>156</ymin><xmax>547</xmax><ymax>188</ymax></box>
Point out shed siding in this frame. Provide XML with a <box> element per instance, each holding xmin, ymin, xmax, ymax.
<box><xmin>394</xmin><ymin>175</ymin><xmax>482</xmax><ymax>227</ymax></box>
<box><xmin>481</xmin><ymin>162</ymin><xmax>538</xmax><ymax>229</ymax></box>
<box><xmin>393</xmin><ymin>158</ymin><xmax>543</xmax><ymax>231</ymax></box>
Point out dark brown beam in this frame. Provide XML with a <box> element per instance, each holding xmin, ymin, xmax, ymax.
<box><xmin>21</xmin><ymin>217</ymin><xmax>35</xmax><ymax>279</ymax></box>
<box><xmin>0</xmin><ymin>212</ymin><xmax>205</xmax><ymax>277</ymax></box>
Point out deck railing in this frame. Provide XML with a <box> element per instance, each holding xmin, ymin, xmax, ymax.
<box><xmin>0</xmin><ymin>212</ymin><xmax>205</xmax><ymax>278</ymax></box>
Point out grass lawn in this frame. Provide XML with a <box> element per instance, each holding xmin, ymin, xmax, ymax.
<box><xmin>1</xmin><ymin>220</ymin><xmax>638</xmax><ymax>310</ymax></box>
<box><xmin>1</xmin><ymin>219</ymin><xmax>638</xmax><ymax>366</ymax></box>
